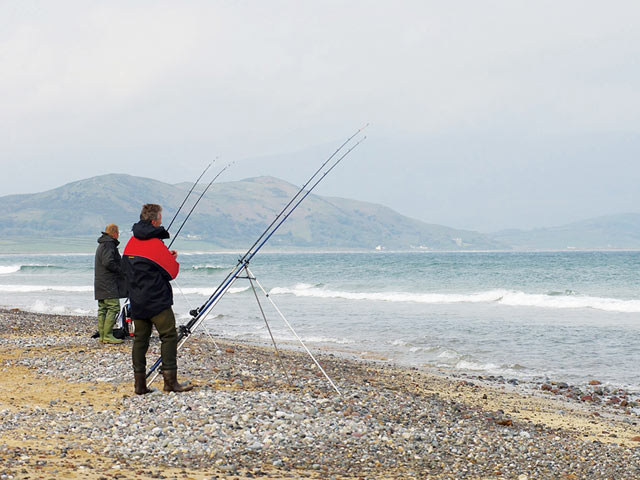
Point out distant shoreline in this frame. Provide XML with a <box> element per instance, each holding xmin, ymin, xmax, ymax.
<box><xmin>3</xmin><ymin>239</ymin><xmax>640</xmax><ymax>255</ymax></box>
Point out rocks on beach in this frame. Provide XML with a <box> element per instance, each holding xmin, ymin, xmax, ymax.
<box><xmin>538</xmin><ymin>380</ymin><xmax>640</xmax><ymax>412</ymax></box>
<box><xmin>0</xmin><ymin>308</ymin><xmax>639</xmax><ymax>479</ymax></box>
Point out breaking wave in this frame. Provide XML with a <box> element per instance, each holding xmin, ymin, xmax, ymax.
<box><xmin>454</xmin><ymin>360</ymin><xmax>529</xmax><ymax>377</ymax></box>
<box><xmin>191</xmin><ymin>264</ymin><xmax>227</xmax><ymax>272</ymax></box>
<box><xmin>178</xmin><ymin>286</ymin><xmax>250</xmax><ymax>296</ymax></box>
<box><xmin>20</xmin><ymin>264</ymin><xmax>65</xmax><ymax>271</ymax></box>
<box><xmin>268</xmin><ymin>285</ymin><xmax>640</xmax><ymax>313</ymax></box>
<box><xmin>0</xmin><ymin>265</ymin><xmax>66</xmax><ymax>274</ymax></box>
<box><xmin>28</xmin><ymin>300</ymin><xmax>93</xmax><ymax>316</ymax></box>
<box><xmin>0</xmin><ymin>266</ymin><xmax>21</xmax><ymax>275</ymax></box>
<box><xmin>0</xmin><ymin>284</ymin><xmax>93</xmax><ymax>293</ymax></box>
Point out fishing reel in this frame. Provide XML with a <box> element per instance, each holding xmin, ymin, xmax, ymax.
<box><xmin>178</xmin><ymin>324</ymin><xmax>192</xmax><ymax>337</ymax></box>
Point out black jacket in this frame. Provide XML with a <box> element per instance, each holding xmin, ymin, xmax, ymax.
<box><xmin>121</xmin><ymin>221</ymin><xmax>175</xmax><ymax>319</ymax></box>
<box><xmin>94</xmin><ymin>233</ymin><xmax>126</xmax><ymax>300</ymax></box>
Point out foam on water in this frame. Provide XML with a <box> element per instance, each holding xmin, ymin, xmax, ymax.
<box><xmin>192</xmin><ymin>265</ymin><xmax>227</xmax><ymax>272</ymax></box>
<box><xmin>496</xmin><ymin>290</ymin><xmax>640</xmax><ymax>313</ymax></box>
<box><xmin>1</xmin><ymin>264</ymin><xmax>68</xmax><ymax>274</ymax></box>
<box><xmin>301</xmin><ymin>335</ymin><xmax>356</xmax><ymax>345</ymax></box>
<box><xmin>0</xmin><ymin>266</ymin><xmax>21</xmax><ymax>274</ymax></box>
<box><xmin>0</xmin><ymin>284</ymin><xmax>93</xmax><ymax>293</ymax></box>
<box><xmin>454</xmin><ymin>360</ymin><xmax>531</xmax><ymax>378</ymax></box>
<box><xmin>19</xmin><ymin>264</ymin><xmax>65</xmax><ymax>271</ymax></box>
<box><xmin>178</xmin><ymin>286</ymin><xmax>250</xmax><ymax>295</ymax></box>
<box><xmin>0</xmin><ymin>253</ymin><xmax>92</xmax><ymax>258</ymax></box>
<box><xmin>269</xmin><ymin>284</ymin><xmax>640</xmax><ymax>313</ymax></box>
<box><xmin>29</xmin><ymin>300</ymin><xmax>85</xmax><ymax>315</ymax></box>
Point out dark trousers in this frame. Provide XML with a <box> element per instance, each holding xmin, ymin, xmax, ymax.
<box><xmin>132</xmin><ymin>308</ymin><xmax>178</xmax><ymax>373</ymax></box>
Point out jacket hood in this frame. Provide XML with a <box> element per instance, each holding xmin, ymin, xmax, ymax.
<box><xmin>131</xmin><ymin>221</ymin><xmax>170</xmax><ymax>241</ymax></box>
<box><xmin>97</xmin><ymin>232</ymin><xmax>120</xmax><ymax>246</ymax></box>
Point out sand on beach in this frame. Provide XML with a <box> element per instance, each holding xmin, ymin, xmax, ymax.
<box><xmin>1</xmin><ymin>308</ymin><xmax>639</xmax><ymax>479</ymax></box>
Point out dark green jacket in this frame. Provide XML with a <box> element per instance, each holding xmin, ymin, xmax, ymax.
<box><xmin>94</xmin><ymin>233</ymin><xmax>126</xmax><ymax>300</ymax></box>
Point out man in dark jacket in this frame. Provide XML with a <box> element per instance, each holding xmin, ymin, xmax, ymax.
<box><xmin>94</xmin><ymin>224</ymin><xmax>126</xmax><ymax>344</ymax></box>
<box><xmin>122</xmin><ymin>203</ymin><xmax>193</xmax><ymax>395</ymax></box>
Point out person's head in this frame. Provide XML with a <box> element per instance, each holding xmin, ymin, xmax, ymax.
<box><xmin>140</xmin><ymin>204</ymin><xmax>163</xmax><ymax>227</ymax></box>
<box><xmin>105</xmin><ymin>224</ymin><xmax>119</xmax><ymax>240</ymax></box>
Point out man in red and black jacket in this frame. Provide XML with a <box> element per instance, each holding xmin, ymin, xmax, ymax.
<box><xmin>122</xmin><ymin>203</ymin><xmax>193</xmax><ymax>395</ymax></box>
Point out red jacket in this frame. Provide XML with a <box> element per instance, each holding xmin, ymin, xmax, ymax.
<box><xmin>122</xmin><ymin>221</ymin><xmax>179</xmax><ymax>319</ymax></box>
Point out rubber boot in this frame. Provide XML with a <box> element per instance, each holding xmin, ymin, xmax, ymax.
<box><xmin>103</xmin><ymin>317</ymin><xmax>124</xmax><ymax>344</ymax></box>
<box><xmin>162</xmin><ymin>369</ymin><xmax>193</xmax><ymax>392</ymax></box>
<box><xmin>134</xmin><ymin>372</ymin><xmax>151</xmax><ymax>395</ymax></box>
<box><xmin>97</xmin><ymin>315</ymin><xmax>106</xmax><ymax>343</ymax></box>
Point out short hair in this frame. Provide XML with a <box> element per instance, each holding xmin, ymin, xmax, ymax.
<box><xmin>105</xmin><ymin>224</ymin><xmax>119</xmax><ymax>236</ymax></box>
<box><xmin>140</xmin><ymin>203</ymin><xmax>162</xmax><ymax>222</ymax></box>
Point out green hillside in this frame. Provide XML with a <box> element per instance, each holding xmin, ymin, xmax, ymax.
<box><xmin>0</xmin><ymin>174</ymin><xmax>505</xmax><ymax>252</ymax></box>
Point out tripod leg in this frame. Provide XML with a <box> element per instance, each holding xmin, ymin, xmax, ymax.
<box><xmin>245</xmin><ymin>266</ymin><xmax>294</xmax><ymax>387</ymax></box>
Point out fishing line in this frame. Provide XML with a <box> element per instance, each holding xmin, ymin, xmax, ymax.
<box><xmin>168</xmin><ymin>162</ymin><xmax>233</xmax><ymax>249</ymax></box>
<box><xmin>145</xmin><ymin>127</ymin><xmax>367</xmax><ymax>382</ymax></box>
<box><xmin>191</xmin><ymin>127</ymin><xmax>368</xmax><ymax>317</ymax></box>
<box><xmin>165</xmin><ymin>161</ymin><xmax>214</xmax><ymax>233</ymax></box>
<box><xmin>173</xmin><ymin>278</ymin><xmax>221</xmax><ymax>351</ymax></box>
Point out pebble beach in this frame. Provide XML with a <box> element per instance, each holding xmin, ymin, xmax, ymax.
<box><xmin>1</xmin><ymin>308</ymin><xmax>639</xmax><ymax>479</ymax></box>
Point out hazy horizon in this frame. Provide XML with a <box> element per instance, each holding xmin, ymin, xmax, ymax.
<box><xmin>2</xmin><ymin>1</ymin><xmax>640</xmax><ymax>231</ymax></box>
<box><xmin>3</xmin><ymin>170</ymin><xmax>640</xmax><ymax>236</ymax></box>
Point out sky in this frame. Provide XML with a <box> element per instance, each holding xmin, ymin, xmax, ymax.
<box><xmin>2</xmin><ymin>1</ymin><xmax>640</xmax><ymax>232</ymax></box>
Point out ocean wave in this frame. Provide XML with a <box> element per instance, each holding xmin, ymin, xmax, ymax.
<box><xmin>454</xmin><ymin>360</ymin><xmax>529</xmax><ymax>376</ymax></box>
<box><xmin>0</xmin><ymin>266</ymin><xmax>21</xmax><ymax>275</ymax></box>
<box><xmin>0</xmin><ymin>284</ymin><xmax>93</xmax><ymax>293</ymax></box>
<box><xmin>301</xmin><ymin>335</ymin><xmax>356</xmax><ymax>345</ymax></box>
<box><xmin>178</xmin><ymin>286</ymin><xmax>250</xmax><ymax>296</ymax></box>
<box><xmin>269</xmin><ymin>285</ymin><xmax>508</xmax><ymax>304</ymax></box>
<box><xmin>497</xmin><ymin>291</ymin><xmax>640</xmax><ymax>313</ymax></box>
<box><xmin>20</xmin><ymin>264</ymin><xmax>65</xmax><ymax>271</ymax></box>
<box><xmin>0</xmin><ymin>253</ymin><xmax>92</xmax><ymax>258</ymax></box>
<box><xmin>28</xmin><ymin>300</ymin><xmax>94</xmax><ymax>316</ymax></box>
<box><xmin>191</xmin><ymin>265</ymin><xmax>227</xmax><ymax>272</ymax></box>
<box><xmin>437</xmin><ymin>349</ymin><xmax>460</xmax><ymax>359</ymax></box>
<box><xmin>0</xmin><ymin>264</ymin><xmax>67</xmax><ymax>275</ymax></box>
<box><xmin>268</xmin><ymin>285</ymin><xmax>640</xmax><ymax>313</ymax></box>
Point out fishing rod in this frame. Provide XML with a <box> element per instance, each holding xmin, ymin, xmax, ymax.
<box><xmin>165</xmin><ymin>162</ymin><xmax>214</xmax><ymax>233</ymax></box>
<box><xmin>168</xmin><ymin>162</ymin><xmax>233</xmax><ymax>250</ymax></box>
<box><xmin>146</xmin><ymin>128</ymin><xmax>367</xmax><ymax>381</ymax></box>
<box><xmin>242</xmin><ymin>123</ymin><xmax>369</xmax><ymax>261</ymax></box>
<box><xmin>189</xmin><ymin>123</ymin><xmax>369</xmax><ymax>314</ymax></box>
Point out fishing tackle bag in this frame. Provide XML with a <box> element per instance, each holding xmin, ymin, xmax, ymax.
<box><xmin>112</xmin><ymin>302</ymin><xmax>134</xmax><ymax>339</ymax></box>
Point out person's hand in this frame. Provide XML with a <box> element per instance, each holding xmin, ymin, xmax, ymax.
<box><xmin>170</xmin><ymin>250</ymin><xmax>178</xmax><ymax>259</ymax></box>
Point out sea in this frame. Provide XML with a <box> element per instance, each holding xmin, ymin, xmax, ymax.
<box><xmin>1</xmin><ymin>250</ymin><xmax>639</xmax><ymax>392</ymax></box>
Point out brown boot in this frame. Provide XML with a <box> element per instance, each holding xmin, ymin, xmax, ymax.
<box><xmin>162</xmin><ymin>369</ymin><xmax>193</xmax><ymax>392</ymax></box>
<box><xmin>134</xmin><ymin>372</ymin><xmax>151</xmax><ymax>395</ymax></box>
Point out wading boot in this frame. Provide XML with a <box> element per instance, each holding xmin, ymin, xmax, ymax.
<box><xmin>134</xmin><ymin>372</ymin><xmax>151</xmax><ymax>395</ymax></box>
<box><xmin>103</xmin><ymin>317</ymin><xmax>123</xmax><ymax>344</ymax></box>
<box><xmin>162</xmin><ymin>369</ymin><xmax>193</xmax><ymax>392</ymax></box>
<box><xmin>97</xmin><ymin>316</ymin><xmax>105</xmax><ymax>343</ymax></box>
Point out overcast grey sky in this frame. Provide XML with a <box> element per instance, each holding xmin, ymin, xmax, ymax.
<box><xmin>2</xmin><ymin>1</ymin><xmax>640</xmax><ymax>232</ymax></box>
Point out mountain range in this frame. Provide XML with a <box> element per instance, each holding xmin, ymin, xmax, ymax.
<box><xmin>0</xmin><ymin>174</ymin><xmax>504</xmax><ymax>252</ymax></box>
<box><xmin>1</xmin><ymin>174</ymin><xmax>639</xmax><ymax>252</ymax></box>
<box><xmin>492</xmin><ymin>213</ymin><xmax>640</xmax><ymax>250</ymax></box>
